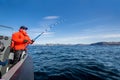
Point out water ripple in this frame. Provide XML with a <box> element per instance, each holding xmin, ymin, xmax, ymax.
<box><xmin>28</xmin><ymin>45</ymin><xmax>120</xmax><ymax>80</ymax></box>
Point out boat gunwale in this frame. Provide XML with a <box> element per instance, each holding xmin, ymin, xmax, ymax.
<box><xmin>2</xmin><ymin>54</ymin><xmax>28</xmax><ymax>80</ymax></box>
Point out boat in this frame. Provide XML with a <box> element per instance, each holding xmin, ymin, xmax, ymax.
<box><xmin>0</xmin><ymin>25</ymin><xmax>34</xmax><ymax>80</ymax></box>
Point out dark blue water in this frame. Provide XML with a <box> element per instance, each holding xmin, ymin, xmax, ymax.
<box><xmin>28</xmin><ymin>45</ymin><xmax>120</xmax><ymax>80</ymax></box>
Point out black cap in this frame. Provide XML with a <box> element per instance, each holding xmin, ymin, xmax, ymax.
<box><xmin>20</xmin><ymin>26</ymin><xmax>28</xmax><ymax>30</ymax></box>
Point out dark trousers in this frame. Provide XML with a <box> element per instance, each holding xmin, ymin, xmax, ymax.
<box><xmin>13</xmin><ymin>50</ymin><xmax>24</xmax><ymax>65</ymax></box>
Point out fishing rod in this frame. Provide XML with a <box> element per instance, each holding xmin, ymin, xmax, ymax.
<box><xmin>32</xmin><ymin>32</ymin><xmax>44</xmax><ymax>41</ymax></box>
<box><xmin>32</xmin><ymin>19</ymin><xmax>64</xmax><ymax>41</ymax></box>
<box><xmin>32</xmin><ymin>24</ymin><xmax>52</xmax><ymax>41</ymax></box>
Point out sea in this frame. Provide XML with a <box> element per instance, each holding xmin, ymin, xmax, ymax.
<box><xmin>28</xmin><ymin>45</ymin><xmax>120</xmax><ymax>80</ymax></box>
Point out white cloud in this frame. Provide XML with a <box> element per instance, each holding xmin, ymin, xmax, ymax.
<box><xmin>34</xmin><ymin>33</ymin><xmax>120</xmax><ymax>44</ymax></box>
<box><xmin>102</xmin><ymin>34</ymin><xmax>120</xmax><ymax>38</ymax></box>
<box><xmin>43</xmin><ymin>16</ymin><xmax>59</xmax><ymax>20</ymax></box>
<box><xmin>43</xmin><ymin>32</ymin><xmax>54</xmax><ymax>35</ymax></box>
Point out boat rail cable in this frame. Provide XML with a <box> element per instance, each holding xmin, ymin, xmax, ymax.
<box><xmin>0</xmin><ymin>25</ymin><xmax>14</xmax><ymax>31</ymax></box>
<box><xmin>33</xmin><ymin>18</ymin><xmax>64</xmax><ymax>41</ymax></box>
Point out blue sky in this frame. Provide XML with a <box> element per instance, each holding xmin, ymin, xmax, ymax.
<box><xmin>0</xmin><ymin>0</ymin><xmax>120</xmax><ymax>44</ymax></box>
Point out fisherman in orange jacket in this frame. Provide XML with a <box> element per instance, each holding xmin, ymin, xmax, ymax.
<box><xmin>11</xmin><ymin>26</ymin><xmax>34</xmax><ymax>65</ymax></box>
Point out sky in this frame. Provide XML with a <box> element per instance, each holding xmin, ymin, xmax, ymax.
<box><xmin>0</xmin><ymin>0</ymin><xmax>120</xmax><ymax>44</ymax></box>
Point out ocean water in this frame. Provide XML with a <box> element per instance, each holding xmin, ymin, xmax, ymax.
<box><xmin>28</xmin><ymin>45</ymin><xmax>120</xmax><ymax>80</ymax></box>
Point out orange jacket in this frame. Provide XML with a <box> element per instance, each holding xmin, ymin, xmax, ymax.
<box><xmin>11</xmin><ymin>29</ymin><xmax>32</xmax><ymax>50</ymax></box>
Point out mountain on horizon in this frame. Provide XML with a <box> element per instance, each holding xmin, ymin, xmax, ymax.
<box><xmin>90</xmin><ymin>42</ymin><xmax>120</xmax><ymax>46</ymax></box>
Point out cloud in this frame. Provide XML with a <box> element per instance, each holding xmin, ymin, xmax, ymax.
<box><xmin>77</xmin><ymin>34</ymin><xmax>120</xmax><ymax>39</ymax></box>
<box><xmin>43</xmin><ymin>16</ymin><xmax>59</xmax><ymax>20</ymax></box>
<box><xmin>35</xmin><ymin>33</ymin><xmax>120</xmax><ymax>44</ymax></box>
<box><xmin>102</xmin><ymin>34</ymin><xmax>120</xmax><ymax>38</ymax></box>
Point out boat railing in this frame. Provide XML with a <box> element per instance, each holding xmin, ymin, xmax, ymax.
<box><xmin>0</xmin><ymin>35</ymin><xmax>11</xmax><ymax>77</ymax></box>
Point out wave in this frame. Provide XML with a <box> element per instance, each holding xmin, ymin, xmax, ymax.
<box><xmin>28</xmin><ymin>45</ymin><xmax>120</xmax><ymax>80</ymax></box>
<box><xmin>34</xmin><ymin>62</ymin><xmax>120</xmax><ymax>80</ymax></box>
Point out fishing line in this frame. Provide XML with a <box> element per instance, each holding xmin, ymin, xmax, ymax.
<box><xmin>33</xmin><ymin>19</ymin><xmax>64</xmax><ymax>41</ymax></box>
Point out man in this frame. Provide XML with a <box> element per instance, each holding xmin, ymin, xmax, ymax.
<box><xmin>11</xmin><ymin>26</ymin><xmax>34</xmax><ymax>65</ymax></box>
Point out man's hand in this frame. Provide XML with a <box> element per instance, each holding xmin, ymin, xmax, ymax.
<box><xmin>23</xmin><ymin>40</ymin><xmax>28</xmax><ymax>43</ymax></box>
<box><xmin>31</xmin><ymin>40</ymin><xmax>34</xmax><ymax>44</ymax></box>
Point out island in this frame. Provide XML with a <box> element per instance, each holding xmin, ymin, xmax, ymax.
<box><xmin>90</xmin><ymin>42</ymin><xmax>120</xmax><ymax>46</ymax></box>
